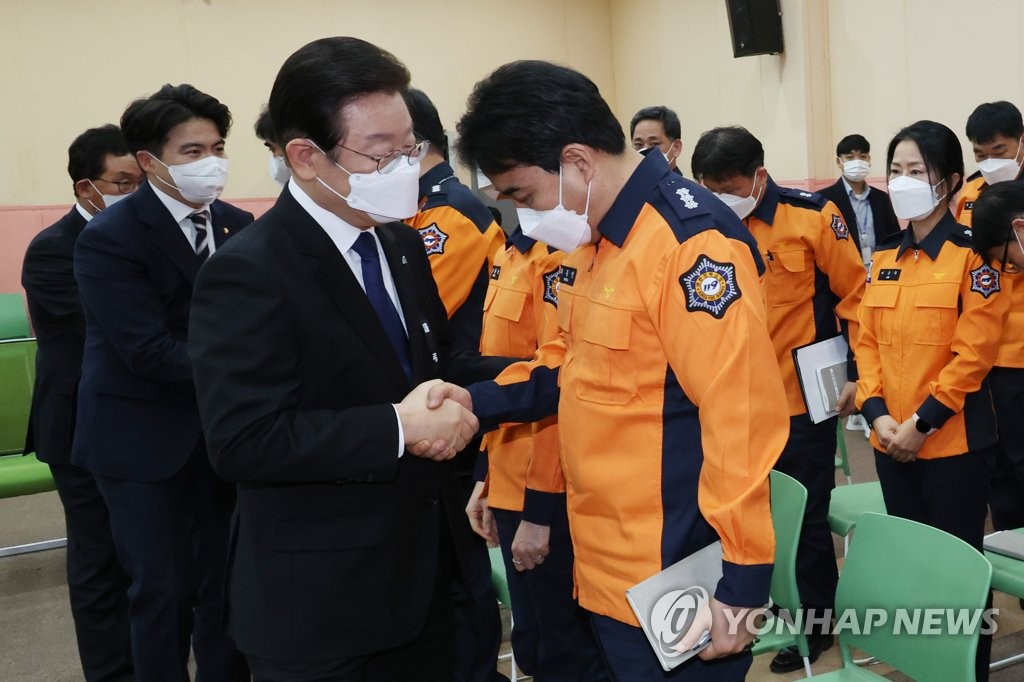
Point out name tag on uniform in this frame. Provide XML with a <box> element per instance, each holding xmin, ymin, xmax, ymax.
<box><xmin>490</xmin><ymin>265</ymin><xmax>501</xmax><ymax>280</ymax></box>
<box><xmin>559</xmin><ymin>266</ymin><xmax>578</xmax><ymax>287</ymax></box>
<box><xmin>878</xmin><ymin>269</ymin><xmax>901</xmax><ymax>281</ymax></box>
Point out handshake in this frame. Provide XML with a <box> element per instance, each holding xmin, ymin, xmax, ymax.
<box><xmin>395</xmin><ymin>379</ymin><xmax>479</xmax><ymax>461</ymax></box>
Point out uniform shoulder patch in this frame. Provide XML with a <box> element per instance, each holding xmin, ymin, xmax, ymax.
<box><xmin>679</xmin><ymin>255</ymin><xmax>742</xmax><ymax>319</ymax></box>
<box><xmin>542</xmin><ymin>268</ymin><xmax>560</xmax><ymax>307</ymax></box>
<box><xmin>418</xmin><ymin>223</ymin><xmax>448</xmax><ymax>255</ymax></box>
<box><xmin>829</xmin><ymin>214</ymin><xmax>850</xmax><ymax>240</ymax></box>
<box><xmin>970</xmin><ymin>264</ymin><xmax>1001</xmax><ymax>298</ymax></box>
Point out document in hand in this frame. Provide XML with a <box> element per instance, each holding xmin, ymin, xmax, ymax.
<box><xmin>626</xmin><ymin>541</ymin><xmax>723</xmax><ymax>671</ymax></box>
<box><xmin>792</xmin><ymin>335</ymin><xmax>849</xmax><ymax>424</ymax></box>
<box><xmin>984</xmin><ymin>530</ymin><xmax>1024</xmax><ymax>561</ymax></box>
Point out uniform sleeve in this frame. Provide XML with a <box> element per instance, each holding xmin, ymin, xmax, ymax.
<box><xmin>815</xmin><ymin>201</ymin><xmax>867</xmax><ymax>377</ymax></box>
<box><xmin>408</xmin><ymin>206</ymin><xmax>504</xmax><ymax>318</ymax></box>
<box><xmin>853</xmin><ymin>270</ymin><xmax>890</xmax><ymax>423</ymax></box>
<box><xmin>466</xmin><ymin>338</ymin><xmax>565</xmax><ymax>433</ymax></box>
<box><xmin>917</xmin><ymin>255</ymin><xmax>1010</xmax><ymax>427</ymax></box>
<box><xmin>652</xmin><ymin>229</ymin><xmax>790</xmax><ymax>607</ymax></box>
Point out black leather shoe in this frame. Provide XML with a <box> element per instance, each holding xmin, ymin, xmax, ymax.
<box><xmin>769</xmin><ymin>633</ymin><xmax>834</xmax><ymax>673</ymax></box>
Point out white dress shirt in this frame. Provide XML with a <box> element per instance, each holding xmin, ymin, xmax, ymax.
<box><xmin>149</xmin><ymin>181</ymin><xmax>217</xmax><ymax>255</ymax></box>
<box><xmin>75</xmin><ymin>203</ymin><xmax>94</xmax><ymax>223</ymax></box>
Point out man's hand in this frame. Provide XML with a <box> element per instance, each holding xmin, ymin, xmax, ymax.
<box><xmin>887</xmin><ymin>417</ymin><xmax>927</xmax><ymax>463</ymax></box>
<box><xmin>835</xmin><ymin>381</ymin><xmax>858</xmax><ymax>417</ymax></box>
<box><xmin>871</xmin><ymin>415</ymin><xmax>900</xmax><ymax>450</ymax></box>
<box><xmin>695</xmin><ymin>599</ymin><xmax>764</xmax><ymax>660</ymax></box>
<box><xmin>510</xmin><ymin>520</ymin><xmax>551</xmax><ymax>572</ymax></box>
<box><xmin>397</xmin><ymin>379</ymin><xmax>479</xmax><ymax>460</ymax></box>
<box><xmin>426</xmin><ymin>380</ymin><xmax>473</xmax><ymax>412</ymax></box>
<box><xmin>466</xmin><ymin>481</ymin><xmax>498</xmax><ymax>546</ymax></box>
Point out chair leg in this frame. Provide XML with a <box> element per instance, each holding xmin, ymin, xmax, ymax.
<box><xmin>843</xmin><ymin>534</ymin><xmax>849</xmax><ymax>557</ymax></box>
<box><xmin>990</xmin><ymin>652</ymin><xmax>1024</xmax><ymax>671</ymax></box>
<box><xmin>0</xmin><ymin>537</ymin><xmax>67</xmax><ymax>557</ymax></box>
<box><xmin>803</xmin><ymin>656</ymin><xmax>813</xmax><ymax>678</ymax></box>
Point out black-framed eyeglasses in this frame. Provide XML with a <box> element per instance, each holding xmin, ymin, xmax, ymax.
<box><xmin>336</xmin><ymin>141</ymin><xmax>428</xmax><ymax>173</ymax></box>
<box><xmin>93</xmin><ymin>177</ymin><xmax>142</xmax><ymax>194</ymax></box>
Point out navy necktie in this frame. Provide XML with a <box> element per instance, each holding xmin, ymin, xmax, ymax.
<box><xmin>351</xmin><ymin>231</ymin><xmax>412</xmax><ymax>381</ymax></box>
<box><xmin>190</xmin><ymin>211</ymin><xmax>210</xmax><ymax>260</ymax></box>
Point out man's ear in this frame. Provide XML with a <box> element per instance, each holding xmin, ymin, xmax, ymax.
<box><xmin>286</xmin><ymin>138</ymin><xmax>320</xmax><ymax>181</ymax></box>
<box><xmin>136</xmin><ymin>150</ymin><xmax>157</xmax><ymax>174</ymax></box>
<box><xmin>1012</xmin><ymin>216</ymin><xmax>1024</xmax><ymax>233</ymax></box>
<box><xmin>561</xmin><ymin>143</ymin><xmax>595</xmax><ymax>183</ymax></box>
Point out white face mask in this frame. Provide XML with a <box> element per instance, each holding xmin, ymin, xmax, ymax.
<box><xmin>517</xmin><ymin>168</ymin><xmax>593</xmax><ymax>253</ymax></box>
<box><xmin>842</xmin><ymin>159</ymin><xmax>871</xmax><ymax>182</ymax></box>
<box><xmin>309</xmin><ymin>140</ymin><xmax>420</xmax><ymax>223</ymax></box>
<box><xmin>888</xmin><ymin>175</ymin><xmax>946</xmax><ymax>221</ymax></box>
<box><xmin>86</xmin><ymin>180</ymin><xmax>133</xmax><ymax>213</ymax></box>
<box><xmin>714</xmin><ymin>177</ymin><xmax>762</xmax><ymax>220</ymax></box>
<box><xmin>978</xmin><ymin>139</ymin><xmax>1024</xmax><ymax>185</ymax></box>
<box><xmin>150</xmin><ymin>154</ymin><xmax>229</xmax><ymax>204</ymax></box>
<box><xmin>268</xmin><ymin>155</ymin><xmax>291</xmax><ymax>186</ymax></box>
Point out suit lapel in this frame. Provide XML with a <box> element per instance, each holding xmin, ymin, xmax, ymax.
<box><xmin>377</xmin><ymin>224</ymin><xmax>435</xmax><ymax>383</ymax></box>
<box><xmin>210</xmin><ymin>200</ymin><xmax>243</xmax><ymax>247</ymax></box>
<box><xmin>137</xmin><ymin>183</ymin><xmax>202</xmax><ymax>283</ymax></box>
<box><xmin>278</xmin><ymin>192</ymin><xmax>410</xmax><ymax>390</ymax></box>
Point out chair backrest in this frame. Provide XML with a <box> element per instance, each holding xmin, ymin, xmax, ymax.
<box><xmin>768</xmin><ymin>470</ymin><xmax>808</xmax><ymax>613</ymax></box>
<box><xmin>835</xmin><ymin>513</ymin><xmax>992</xmax><ymax>682</ymax></box>
<box><xmin>488</xmin><ymin>546</ymin><xmax>513</xmax><ymax>608</ymax></box>
<box><xmin>0</xmin><ymin>294</ymin><xmax>30</xmax><ymax>340</ymax></box>
<box><xmin>0</xmin><ymin>338</ymin><xmax>37</xmax><ymax>456</ymax></box>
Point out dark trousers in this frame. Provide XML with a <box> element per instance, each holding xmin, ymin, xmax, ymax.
<box><xmin>874</xmin><ymin>448</ymin><xmax>992</xmax><ymax>682</ymax></box>
<box><xmin>589</xmin><ymin>613</ymin><xmax>751</xmax><ymax>682</ymax></box>
<box><xmin>247</xmin><ymin>511</ymin><xmax>457</xmax><ymax>682</ymax></box>
<box><xmin>49</xmin><ymin>461</ymin><xmax>134</xmax><ymax>682</ymax></box>
<box><xmin>94</xmin><ymin>446</ymin><xmax>246</xmax><ymax>682</ymax></box>
<box><xmin>772</xmin><ymin>415</ymin><xmax>839</xmax><ymax>623</ymax></box>
<box><xmin>493</xmin><ymin>503</ymin><xmax>610</xmax><ymax>681</ymax></box>
<box><xmin>988</xmin><ymin>367</ymin><xmax>1024</xmax><ymax>530</ymax></box>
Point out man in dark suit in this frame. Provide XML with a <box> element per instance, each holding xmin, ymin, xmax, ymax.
<box><xmin>73</xmin><ymin>84</ymin><xmax>253</xmax><ymax>682</ymax></box>
<box><xmin>818</xmin><ymin>134</ymin><xmax>901</xmax><ymax>266</ymax></box>
<box><xmin>188</xmin><ymin>37</ymin><xmax>507</xmax><ymax>682</ymax></box>
<box><xmin>22</xmin><ymin>124</ymin><xmax>143</xmax><ymax>682</ymax></box>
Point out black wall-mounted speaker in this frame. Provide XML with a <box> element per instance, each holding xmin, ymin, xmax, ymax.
<box><xmin>725</xmin><ymin>0</ymin><xmax>784</xmax><ymax>58</ymax></box>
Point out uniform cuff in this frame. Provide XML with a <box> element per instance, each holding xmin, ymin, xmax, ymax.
<box><xmin>714</xmin><ymin>561</ymin><xmax>773</xmax><ymax>608</ymax></box>
<box><xmin>916</xmin><ymin>395</ymin><xmax>956</xmax><ymax>429</ymax></box>
<box><xmin>473</xmin><ymin>450</ymin><xmax>489</xmax><ymax>482</ymax></box>
<box><xmin>521</xmin><ymin>489</ymin><xmax>563</xmax><ymax>525</ymax></box>
<box><xmin>860</xmin><ymin>396</ymin><xmax>889</xmax><ymax>425</ymax></box>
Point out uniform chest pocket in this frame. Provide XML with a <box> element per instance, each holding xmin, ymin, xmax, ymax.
<box><xmin>913</xmin><ymin>282</ymin><xmax>959</xmax><ymax>346</ymax></box>
<box><xmin>573</xmin><ymin>303</ymin><xmax>637</xmax><ymax>405</ymax></box>
<box><xmin>490</xmin><ymin>288</ymin><xmax>527</xmax><ymax>322</ymax></box>
<box><xmin>768</xmin><ymin>248</ymin><xmax>812</xmax><ymax>307</ymax></box>
<box><xmin>861</xmin><ymin>284</ymin><xmax>899</xmax><ymax>345</ymax></box>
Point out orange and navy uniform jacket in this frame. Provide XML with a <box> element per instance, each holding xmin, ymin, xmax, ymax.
<box><xmin>953</xmin><ymin>173</ymin><xmax>1024</xmax><ymax>371</ymax></box>
<box><xmin>466</xmin><ymin>153</ymin><xmax>790</xmax><ymax>625</ymax></box>
<box><xmin>404</xmin><ymin>161</ymin><xmax>505</xmax><ymax>352</ymax></box>
<box><xmin>855</xmin><ymin>212</ymin><xmax>1010</xmax><ymax>458</ymax></box>
<box><xmin>953</xmin><ymin>171</ymin><xmax>987</xmax><ymax>229</ymax></box>
<box><xmin>474</xmin><ymin>229</ymin><xmax>565</xmax><ymax>521</ymax></box>
<box><xmin>745</xmin><ymin>178</ymin><xmax>866</xmax><ymax>416</ymax></box>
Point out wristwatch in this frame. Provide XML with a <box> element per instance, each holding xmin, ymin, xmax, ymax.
<box><xmin>912</xmin><ymin>413</ymin><xmax>937</xmax><ymax>436</ymax></box>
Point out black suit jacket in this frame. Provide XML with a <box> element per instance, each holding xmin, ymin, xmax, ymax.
<box><xmin>818</xmin><ymin>179</ymin><xmax>901</xmax><ymax>254</ymax></box>
<box><xmin>72</xmin><ymin>182</ymin><xmax>253</xmax><ymax>481</ymax></box>
<box><xmin>21</xmin><ymin>207</ymin><xmax>88</xmax><ymax>464</ymax></box>
<box><xmin>188</xmin><ymin>187</ymin><xmax>509</xmax><ymax>661</ymax></box>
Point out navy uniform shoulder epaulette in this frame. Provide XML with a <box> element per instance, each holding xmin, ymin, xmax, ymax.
<box><xmin>656</xmin><ymin>175</ymin><xmax>716</xmax><ymax>232</ymax></box>
<box><xmin>874</xmin><ymin>230</ymin><xmax>904</xmax><ymax>251</ymax></box>
<box><xmin>966</xmin><ymin>169</ymin><xmax>983</xmax><ymax>183</ymax></box>
<box><xmin>949</xmin><ymin>225</ymin><xmax>975</xmax><ymax>249</ymax></box>
<box><xmin>422</xmin><ymin>178</ymin><xmax>496</xmax><ymax>234</ymax></box>
<box><xmin>776</xmin><ymin>186</ymin><xmax>829</xmax><ymax>211</ymax></box>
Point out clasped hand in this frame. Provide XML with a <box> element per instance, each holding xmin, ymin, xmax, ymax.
<box><xmin>396</xmin><ymin>379</ymin><xmax>478</xmax><ymax>460</ymax></box>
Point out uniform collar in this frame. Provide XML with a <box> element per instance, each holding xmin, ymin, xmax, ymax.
<box><xmin>749</xmin><ymin>176</ymin><xmax>781</xmax><ymax>226</ymax></box>
<box><xmin>418</xmin><ymin>161</ymin><xmax>457</xmax><ymax>199</ymax></box>
<box><xmin>508</xmin><ymin>226</ymin><xmax>536</xmax><ymax>254</ymax></box>
<box><xmin>896</xmin><ymin>211</ymin><xmax>959</xmax><ymax>261</ymax></box>
<box><xmin>598</xmin><ymin>152</ymin><xmax>672</xmax><ymax>248</ymax></box>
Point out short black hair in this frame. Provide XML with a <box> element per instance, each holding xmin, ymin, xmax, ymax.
<box><xmin>254</xmin><ymin>105</ymin><xmax>277</xmax><ymax>145</ymax></box>
<box><xmin>971</xmin><ymin>181</ymin><xmax>1024</xmax><ymax>259</ymax></box>
<box><xmin>966</xmin><ymin>101</ymin><xmax>1024</xmax><ymax>145</ymax></box>
<box><xmin>120</xmin><ymin>83</ymin><xmax>232</xmax><ymax>157</ymax></box>
<box><xmin>67</xmin><ymin>124</ymin><xmax>131</xmax><ymax>190</ymax></box>
<box><xmin>836</xmin><ymin>134</ymin><xmax>870</xmax><ymax>156</ymax></box>
<box><xmin>629</xmin><ymin>106</ymin><xmax>682</xmax><ymax>140</ymax></box>
<box><xmin>404</xmin><ymin>88</ymin><xmax>448</xmax><ymax>160</ymax></box>
<box><xmin>269</xmin><ymin>36</ymin><xmax>410</xmax><ymax>157</ymax></box>
<box><xmin>886</xmin><ymin>120</ymin><xmax>964</xmax><ymax>199</ymax></box>
<box><xmin>690</xmin><ymin>126</ymin><xmax>764</xmax><ymax>182</ymax></box>
<box><xmin>455</xmin><ymin>60</ymin><xmax>625</xmax><ymax>175</ymax></box>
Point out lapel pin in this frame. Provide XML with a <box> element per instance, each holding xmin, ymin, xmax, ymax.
<box><xmin>422</xmin><ymin>322</ymin><xmax>430</xmax><ymax>333</ymax></box>
<box><xmin>222</xmin><ymin>227</ymin><xmax>230</xmax><ymax>234</ymax></box>
<box><xmin>401</xmin><ymin>255</ymin><xmax>408</xmax><ymax>264</ymax></box>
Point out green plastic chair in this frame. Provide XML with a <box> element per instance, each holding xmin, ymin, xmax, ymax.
<box><xmin>0</xmin><ymin>293</ymin><xmax>30</xmax><ymax>340</ymax></box>
<box><xmin>0</xmin><ymin>338</ymin><xmax>62</xmax><ymax>558</ymax></box>
<box><xmin>753</xmin><ymin>470</ymin><xmax>813</xmax><ymax>677</ymax></box>
<box><xmin>806</xmin><ymin>513</ymin><xmax>992</xmax><ymax>682</ymax></box>
<box><xmin>828</xmin><ymin>481</ymin><xmax>886</xmax><ymax>556</ymax></box>
<box><xmin>834</xmin><ymin>420</ymin><xmax>852</xmax><ymax>485</ymax></box>
<box><xmin>488</xmin><ymin>545</ymin><xmax>524</xmax><ymax>681</ymax></box>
